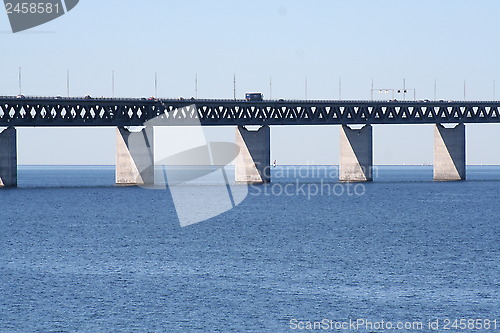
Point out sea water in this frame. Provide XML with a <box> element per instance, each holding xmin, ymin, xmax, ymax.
<box><xmin>0</xmin><ymin>166</ymin><xmax>498</xmax><ymax>332</ymax></box>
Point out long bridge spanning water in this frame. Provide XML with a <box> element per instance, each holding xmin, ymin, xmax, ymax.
<box><xmin>2</xmin><ymin>97</ymin><xmax>500</xmax><ymax>126</ymax></box>
<box><xmin>2</xmin><ymin>96</ymin><xmax>500</xmax><ymax>187</ymax></box>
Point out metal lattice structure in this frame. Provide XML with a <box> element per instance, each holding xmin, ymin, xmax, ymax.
<box><xmin>1</xmin><ymin>97</ymin><xmax>500</xmax><ymax>126</ymax></box>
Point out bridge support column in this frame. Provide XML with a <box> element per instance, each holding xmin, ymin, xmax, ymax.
<box><xmin>116</xmin><ymin>127</ymin><xmax>154</xmax><ymax>185</ymax></box>
<box><xmin>434</xmin><ymin>123</ymin><xmax>465</xmax><ymax>181</ymax></box>
<box><xmin>340</xmin><ymin>124</ymin><xmax>373</xmax><ymax>182</ymax></box>
<box><xmin>0</xmin><ymin>127</ymin><xmax>17</xmax><ymax>188</ymax></box>
<box><xmin>235</xmin><ymin>125</ymin><xmax>270</xmax><ymax>183</ymax></box>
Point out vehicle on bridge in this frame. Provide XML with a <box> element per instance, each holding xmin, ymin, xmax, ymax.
<box><xmin>245</xmin><ymin>92</ymin><xmax>263</xmax><ymax>101</ymax></box>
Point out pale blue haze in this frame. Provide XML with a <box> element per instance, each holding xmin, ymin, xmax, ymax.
<box><xmin>1</xmin><ymin>1</ymin><xmax>500</xmax><ymax>164</ymax></box>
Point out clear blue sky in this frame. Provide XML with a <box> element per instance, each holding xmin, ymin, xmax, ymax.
<box><xmin>1</xmin><ymin>0</ymin><xmax>500</xmax><ymax>165</ymax></box>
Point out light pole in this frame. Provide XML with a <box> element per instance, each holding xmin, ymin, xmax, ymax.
<box><xmin>305</xmin><ymin>76</ymin><xmax>308</xmax><ymax>100</ymax></box>
<box><xmin>233</xmin><ymin>74</ymin><xmax>236</xmax><ymax>100</ymax></box>
<box><xmin>403</xmin><ymin>78</ymin><xmax>406</xmax><ymax>101</ymax></box>
<box><xmin>434</xmin><ymin>79</ymin><xmax>437</xmax><ymax>100</ymax></box>
<box><xmin>371</xmin><ymin>78</ymin><xmax>374</xmax><ymax>100</ymax></box>
<box><xmin>18</xmin><ymin>67</ymin><xmax>22</xmax><ymax>95</ymax></box>
<box><xmin>338</xmin><ymin>77</ymin><xmax>342</xmax><ymax>100</ymax></box>
<box><xmin>269</xmin><ymin>75</ymin><xmax>272</xmax><ymax>100</ymax></box>
<box><xmin>67</xmin><ymin>69</ymin><xmax>70</xmax><ymax>97</ymax></box>
<box><xmin>154</xmin><ymin>72</ymin><xmax>158</xmax><ymax>97</ymax></box>
<box><xmin>195</xmin><ymin>73</ymin><xmax>198</xmax><ymax>99</ymax></box>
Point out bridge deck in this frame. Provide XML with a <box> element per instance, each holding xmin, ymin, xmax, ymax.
<box><xmin>1</xmin><ymin>97</ymin><xmax>500</xmax><ymax>126</ymax></box>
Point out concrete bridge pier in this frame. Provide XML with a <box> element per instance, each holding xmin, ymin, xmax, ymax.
<box><xmin>434</xmin><ymin>123</ymin><xmax>466</xmax><ymax>181</ymax></box>
<box><xmin>0</xmin><ymin>127</ymin><xmax>17</xmax><ymax>187</ymax></box>
<box><xmin>340</xmin><ymin>124</ymin><xmax>373</xmax><ymax>182</ymax></box>
<box><xmin>116</xmin><ymin>126</ymin><xmax>155</xmax><ymax>185</ymax></box>
<box><xmin>235</xmin><ymin>125</ymin><xmax>270</xmax><ymax>183</ymax></box>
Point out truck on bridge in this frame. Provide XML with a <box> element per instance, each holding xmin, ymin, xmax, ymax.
<box><xmin>245</xmin><ymin>92</ymin><xmax>263</xmax><ymax>101</ymax></box>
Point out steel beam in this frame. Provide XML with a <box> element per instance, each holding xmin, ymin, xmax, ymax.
<box><xmin>1</xmin><ymin>97</ymin><xmax>500</xmax><ymax>126</ymax></box>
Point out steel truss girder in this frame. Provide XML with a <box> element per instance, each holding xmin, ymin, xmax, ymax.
<box><xmin>1</xmin><ymin>98</ymin><xmax>500</xmax><ymax>126</ymax></box>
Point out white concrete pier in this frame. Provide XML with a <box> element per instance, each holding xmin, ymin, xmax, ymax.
<box><xmin>116</xmin><ymin>127</ymin><xmax>155</xmax><ymax>185</ymax></box>
<box><xmin>434</xmin><ymin>123</ymin><xmax>466</xmax><ymax>181</ymax></box>
<box><xmin>235</xmin><ymin>125</ymin><xmax>270</xmax><ymax>183</ymax></box>
<box><xmin>340</xmin><ymin>124</ymin><xmax>373</xmax><ymax>182</ymax></box>
<box><xmin>0</xmin><ymin>127</ymin><xmax>17</xmax><ymax>187</ymax></box>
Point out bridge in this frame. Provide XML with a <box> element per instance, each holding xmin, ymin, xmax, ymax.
<box><xmin>2</xmin><ymin>96</ymin><xmax>500</xmax><ymax>187</ymax></box>
<box><xmin>1</xmin><ymin>97</ymin><xmax>500</xmax><ymax>126</ymax></box>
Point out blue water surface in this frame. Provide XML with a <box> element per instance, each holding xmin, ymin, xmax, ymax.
<box><xmin>0</xmin><ymin>166</ymin><xmax>499</xmax><ymax>332</ymax></box>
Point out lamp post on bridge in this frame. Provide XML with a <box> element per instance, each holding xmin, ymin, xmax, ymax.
<box><xmin>66</xmin><ymin>69</ymin><xmax>70</xmax><ymax>97</ymax></box>
<box><xmin>18</xmin><ymin>67</ymin><xmax>22</xmax><ymax>95</ymax></box>
<box><xmin>154</xmin><ymin>72</ymin><xmax>158</xmax><ymax>97</ymax></box>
